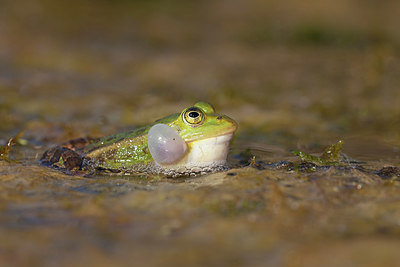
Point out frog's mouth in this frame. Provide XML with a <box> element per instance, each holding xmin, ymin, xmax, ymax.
<box><xmin>177</xmin><ymin>133</ymin><xmax>234</xmax><ymax>166</ymax></box>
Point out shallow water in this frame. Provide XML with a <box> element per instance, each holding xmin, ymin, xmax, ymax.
<box><xmin>1</xmin><ymin>0</ymin><xmax>400</xmax><ymax>266</ymax></box>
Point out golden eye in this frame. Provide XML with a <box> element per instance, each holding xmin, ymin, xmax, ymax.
<box><xmin>183</xmin><ymin>107</ymin><xmax>204</xmax><ymax>125</ymax></box>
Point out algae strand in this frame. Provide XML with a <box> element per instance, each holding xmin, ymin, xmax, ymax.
<box><xmin>0</xmin><ymin>130</ymin><xmax>25</xmax><ymax>161</ymax></box>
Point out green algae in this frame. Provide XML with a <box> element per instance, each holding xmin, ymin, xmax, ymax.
<box><xmin>0</xmin><ymin>131</ymin><xmax>25</xmax><ymax>161</ymax></box>
<box><xmin>292</xmin><ymin>140</ymin><xmax>344</xmax><ymax>166</ymax></box>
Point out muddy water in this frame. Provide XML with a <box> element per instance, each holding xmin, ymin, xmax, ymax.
<box><xmin>1</xmin><ymin>0</ymin><xmax>400</xmax><ymax>266</ymax></box>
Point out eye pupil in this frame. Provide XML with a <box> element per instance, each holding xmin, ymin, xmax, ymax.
<box><xmin>189</xmin><ymin>112</ymin><xmax>199</xmax><ymax>118</ymax></box>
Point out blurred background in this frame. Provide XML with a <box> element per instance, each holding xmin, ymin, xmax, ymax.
<box><xmin>1</xmin><ymin>0</ymin><xmax>400</xmax><ymax>152</ymax></box>
<box><xmin>1</xmin><ymin>1</ymin><xmax>400</xmax><ymax>266</ymax></box>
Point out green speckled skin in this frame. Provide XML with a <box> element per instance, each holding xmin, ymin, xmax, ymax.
<box><xmin>82</xmin><ymin>102</ymin><xmax>237</xmax><ymax>171</ymax></box>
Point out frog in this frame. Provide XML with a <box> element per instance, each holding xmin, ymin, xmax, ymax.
<box><xmin>41</xmin><ymin>102</ymin><xmax>238</xmax><ymax>177</ymax></box>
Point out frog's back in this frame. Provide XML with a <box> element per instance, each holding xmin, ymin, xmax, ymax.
<box><xmin>82</xmin><ymin>113</ymin><xmax>180</xmax><ymax>171</ymax></box>
<box><xmin>82</xmin><ymin>126</ymin><xmax>152</xmax><ymax>169</ymax></box>
<box><xmin>84</xmin><ymin>126</ymin><xmax>148</xmax><ymax>153</ymax></box>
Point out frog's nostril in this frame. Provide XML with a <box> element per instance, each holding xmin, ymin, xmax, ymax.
<box><xmin>217</xmin><ymin>116</ymin><xmax>223</xmax><ymax>121</ymax></box>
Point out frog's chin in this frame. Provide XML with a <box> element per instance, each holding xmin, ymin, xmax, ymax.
<box><xmin>155</xmin><ymin>133</ymin><xmax>234</xmax><ymax>175</ymax></box>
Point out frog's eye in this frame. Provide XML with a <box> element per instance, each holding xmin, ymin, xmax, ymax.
<box><xmin>183</xmin><ymin>107</ymin><xmax>204</xmax><ymax>125</ymax></box>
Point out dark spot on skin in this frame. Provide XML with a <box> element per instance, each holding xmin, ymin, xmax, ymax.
<box><xmin>105</xmin><ymin>149</ymin><xmax>117</xmax><ymax>159</ymax></box>
<box><xmin>173</xmin><ymin>138</ymin><xmax>176</xmax><ymax>141</ymax></box>
<box><xmin>104</xmin><ymin>136</ymin><xmax>115</xmax><ymax>142</ymax></box>
<box><xmin>61</xmin><ymin>149</ymin><xmax>83</xmax><ymax>169</ymax></box>
<box><xmin>227</xmin><ymin>172</ymin><xmax>237</xmax><ymax>176</ymax></box>
<box><xmin>41</xmin><ymin>146</ymin><xmax>83</xmax><ymax>170</ymax></box>
<box><xmin>136</xmin><ymin>128</ymin><xmax>145</xmax><ymax>135</ymax></box>
<box><xmin>41</xmin><ymin>147</ymin><xmax>63</xmax><ymax>164</ymax></box>
<box><xmin>63</xmin><ymin>137</ymin><xmax>95</xmax><ymax>150</ymax></box>
<box><xmin>217</xmin><ymin>116</ymin><xmax>223</xmax><ymax>121</ymax></box>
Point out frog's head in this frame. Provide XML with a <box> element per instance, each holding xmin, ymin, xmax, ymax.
<box><xmin>171</xmin><ymin>102</ymin><xmax>237</xmax><ymax>142</ymax></box>
<box><xmin>147</xmin><ymin>102</ymin><xmax>237</xmax><ymax>170</ymax></box>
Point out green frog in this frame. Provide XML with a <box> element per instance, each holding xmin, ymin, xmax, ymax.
<box><xmin>41</xmin><ymin>102</ymin><xmax>238</xmax><ymax>177</ymax></box>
